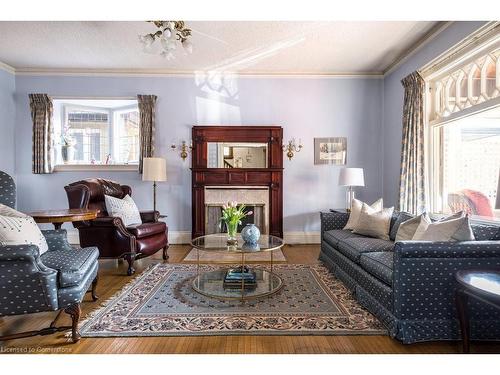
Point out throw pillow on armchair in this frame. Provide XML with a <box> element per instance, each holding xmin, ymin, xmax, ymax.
<box><xmin>104</xmin><ymin>194</ymin><xmax>142</xmax><ymax>226</ymax></box>
<box><xmin>0</xmin><ymin>203</ymin><xmax>49</xmax><ymax>255</ymax></box>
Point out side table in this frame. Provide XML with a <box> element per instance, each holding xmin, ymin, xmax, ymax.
<box><xmin>455</xmin><ymin>269</ymin><xmax>500</xmax><ymax>353</ymax></box>
<box><xmin>27</xmin><ymin>209</ymin><xmax>98</xmax><ymax>229</ymax></box>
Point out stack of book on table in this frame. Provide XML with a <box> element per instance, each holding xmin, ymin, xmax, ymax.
<box><xmin>223</xmin><ymin>266</ymin><xmax>257</xmax><ymax>289</ymax></box>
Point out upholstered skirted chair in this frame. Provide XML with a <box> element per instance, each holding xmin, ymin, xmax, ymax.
<box><xmin>0</xmin><ymin>171</ymin><xmax>99</xmax><ymax>343</ymax></box>
<box><xmin>0</xmin><ymin>171</ymin><xmax>16</xmax><ymax>208</ymax></box>
<box><xmin>64</xmin><ymin>178</ymin><xmax>169</xmax><ymax>276</ymax></box>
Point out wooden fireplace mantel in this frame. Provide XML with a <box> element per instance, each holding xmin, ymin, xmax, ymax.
<box><xmin>191</xmin><ymin>125</ymin><xmax>283</xmax><ymax>239</ymax></box>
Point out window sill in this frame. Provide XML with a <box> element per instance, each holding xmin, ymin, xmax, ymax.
<box><xmin>54</xmin><ymin>164</ymin><xmax>138</xmax><ymax>172</ymax></box>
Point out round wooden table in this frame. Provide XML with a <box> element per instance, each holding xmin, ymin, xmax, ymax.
<box><xmin>27</xmin><ymin>209</ymin><xmax>98</xmax><ymax>229</ymax></box>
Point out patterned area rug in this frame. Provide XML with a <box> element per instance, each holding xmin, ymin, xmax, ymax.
<box><xmin>79</xmin><ymin>263</ymin><xmax>386</xmax><ymax>337</ymax></box>
<box><xmin>182</xmin><ymin>248</ymin><xmax>287</xmax><ymax>263</ymax></box>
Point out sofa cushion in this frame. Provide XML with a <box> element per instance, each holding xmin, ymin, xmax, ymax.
<box><xmin>337</xmin><ymin>237</ymin><xmax>394</xmax><ymax>263</ymax></box>
<box><xmin>127</xmin><ymin>221</ymin><xmax>166</xmax><ymax>239</ymax></box>
<box><xmin>323</xmin><ymin>229</ymin><xmax>363</xmax><ymax>247</ymax></box>
<box><xmin>359</xmin><ymin>252</ymin><xmax>394</xmax><ymax>286</ymax></box>
<box><xmin>327</xmin><ymin>243</ymin><xmax>394</xmax><ymax>311</ymax></box>
<box><xmin>41</xmin><ymin>246</ymin><xmax>99</xmax><ymax>288</ymax></box>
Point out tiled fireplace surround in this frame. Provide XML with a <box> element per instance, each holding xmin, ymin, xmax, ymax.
<box><xmin>204</xmin><ymin>186</ymin><xmax>270</xmax><ymax>234</ymax></box>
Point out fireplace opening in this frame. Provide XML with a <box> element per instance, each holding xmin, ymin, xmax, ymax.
<box><xmin>204</xmin><ymin>186</ymin><xmax>269</xmax><ymax>235</ymax></box>
<box><xmin>206</xmin><ymin>204</ymin><xmax>265</xmax><ymax>235</ymax></box>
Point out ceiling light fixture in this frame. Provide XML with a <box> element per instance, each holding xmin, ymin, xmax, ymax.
<box><xmin>139</xmin><ymin>21</ymin><xmax>193</xmax><ymax>60</ymax></box>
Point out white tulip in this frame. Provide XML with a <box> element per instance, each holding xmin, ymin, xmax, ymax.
<box><xmin>163</xmin><ymin>28</ymin><xmax>172</xmax><ymax>39</ymax></box>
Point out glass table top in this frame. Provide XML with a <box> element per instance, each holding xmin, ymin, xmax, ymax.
<box><xmin>192</xmin><ymin>268</ymin><xmax>283</xmax><ymax>300</ymax></box>
<box><xmin>458</xmin><ymin>271</ymin><xmax>500</xmax><ymax>296</ymax></box>
<box><xmin>190</xmin><ymin>234</ymin><xmax>284</xmax><ymax>253</ymax></box>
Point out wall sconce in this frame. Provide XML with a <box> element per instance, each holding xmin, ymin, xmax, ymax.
<box><xmin>282</xmin><ymin>138</ymin><xmax>303</xmax><ymax>160</ymax></box>
<box><xmin>171</xmin><ymin>140</ymin><xmax>193</xmax><ymax>161</ymax></box>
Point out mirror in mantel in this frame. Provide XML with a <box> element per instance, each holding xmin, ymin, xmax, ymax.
<box><xmin>207</xmin><ymin>142</ymin><xmax>268</xmax><ymax>168</ymax></box>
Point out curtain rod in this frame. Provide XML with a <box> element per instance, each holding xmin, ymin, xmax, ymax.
<box><xmin>50</xmin><ymin>96</ymin><xmax>137</xmax><ymax>100</ymax></box>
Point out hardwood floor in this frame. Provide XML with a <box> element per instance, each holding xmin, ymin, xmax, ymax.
<box><xmin>1</xmin><ymin>244</ymin><xmax>499</xmax><ymax>354</ymax></box>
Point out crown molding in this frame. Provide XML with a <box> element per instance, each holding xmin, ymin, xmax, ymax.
<box><xmin>383</xmin><ymin>21</ymin><xmax>452</xmax><ymax>77</ymax></box>
<box><xmin>0</xmin><ymin>61</ymin><xmax>15</xmax><ymax>75</ymax></box>
<box><xmin>13</xmin><ymin>68</ymin><xmax>383</xmax><ymax>79</ymax></box>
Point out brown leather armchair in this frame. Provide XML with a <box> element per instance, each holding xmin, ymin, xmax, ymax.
<box><xmin>64</xmin><ymin>178</ymin><xmax>169</xmax><ymax>275</ymax></box>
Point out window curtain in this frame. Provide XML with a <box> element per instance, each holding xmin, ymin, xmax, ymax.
<box><xmin>398</xmin><ymin>71</ymin><xmax>426</xmax><ymax>215</ymax></box>
<box><xmin>29</xmin><ymin>94</ymin><xmax>54</xmax><ymax>174</ymax></box>
<box><xmin>137</xmin><ymin>94</ymin><xmax>157</xmax><ymax>173</ymax></box>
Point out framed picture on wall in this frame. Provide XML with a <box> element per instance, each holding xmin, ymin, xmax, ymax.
<box><xmin>314</xmin><ymin>137</ymin><xmax>347</xmax><ymax>165</ymax></box>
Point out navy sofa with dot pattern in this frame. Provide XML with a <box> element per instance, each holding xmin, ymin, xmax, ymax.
<box><xmin>0</xmin><ymin>170</ymin><xmax>99</xmax><ymax>343</ymax></box>
<box><xmin>320</xmin><ymin>210</ymin><xmax>500</xmax><ymax>344</ymax></box>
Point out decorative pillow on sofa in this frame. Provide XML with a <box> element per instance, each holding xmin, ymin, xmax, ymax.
<box><xmin>343</xmin><ymin>198</ymin><xmax>383</xmax><ymax>231</ymax></box>
<box><xmin>395</xmin><ymin>213</ymin><xmax>424</xmax><ymax>242</ymax></box>
<box><xmin>412</xmin><ymin>215</ymin><xmax>475</xmax><ymax>241</ymax></box>
<box><xmin>104</xmin><ymin>194</ymin><xmax>142</xmax><ymax>227</ymax></box>
<box><xmin>438</xmin><ymin>211</ymin><xmax>464</xmax><ymax>221</ymax></box>
<box><xmin>0</xmin><ymin>204</ymin><xmax>49</xmax><ymax>255</ymax></box>
<box><xmin>389</xmin><ymin>212</ymin><xmax>414</xmax><ymax>241</ymax></box>
<box><xmin>411</xmin><ymin>211</ymin><xmax>465</xmax><ymax>240</ymax></box>
<box><xmin>412</xmin><ymin>212</ymin><xmax>436</xmax><ymax>239</ymax></box>
<box><xmin>352</xmin><ymin>203</ymin><xmax>394</xmax><ymax>240</ymax></box>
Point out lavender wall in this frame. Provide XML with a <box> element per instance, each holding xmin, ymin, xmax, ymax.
<box><xmin>382</xmin><ymin>21</ymin><xmax>488</xmax><ymax>207</ymax></box>
<box><xmin>9</xmin><ymin>21</ymin><xmax>489</xmax><ymax>237</ymax></box>
<box><xmin>0</xmin><ymin>69</ymin><xmax>15</xmax><ymax>176</ymax></box>
<box><xmin>14</xmin><ymin>74</ymin><xmax>383</xmax><ymax>235</ymax></box>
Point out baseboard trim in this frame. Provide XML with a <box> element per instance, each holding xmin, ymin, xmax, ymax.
<box><xmin>283</xmin><ymin>231</ymin><xmax>320</xmax><ymax>244</ymax></box>
<box><xmin>66</xmin><ymin>229</ymin><xmax>320</xmax><ymax>245</ymax></box>
<box><xmin>66</xmin><ymin>229</ymin><xmax>192</xmax><ymax>245</ymax></box>
<box><xmin>169</xmin><ymin>231</ymin><xmax>192</xmax><ymax>244</ymax></box>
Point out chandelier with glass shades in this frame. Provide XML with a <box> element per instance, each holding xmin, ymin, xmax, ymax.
<box><xmin>139</xmin><ymin>21</ymin><xmax>193</xmax><ymax>59</ymax></box>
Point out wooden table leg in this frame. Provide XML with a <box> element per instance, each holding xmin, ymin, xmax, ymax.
<box><xmin>53</xmin><ymin>222</ymin><xmax>63</xmax><ymax>230</ymax></box>
<box><xmin>455</xmin><ymin>288</ymin><xmax>470</xmax><ymax>353</ymax></box>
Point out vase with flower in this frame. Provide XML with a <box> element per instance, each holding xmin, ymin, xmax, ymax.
<box><xmin>61</xmin><ymin>133</ymin><xmax>77</xmax><ymax>164</ymax></box>
<box><xmin>220</xmin><ymin>201</ymin><xmax>253</xmax><ymax>245</ymax></box>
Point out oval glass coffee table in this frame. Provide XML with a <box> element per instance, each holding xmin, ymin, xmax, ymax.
<box><xmin>190</xmin><ymin>233</ymin><xmax>285</xmax><ymax>301</ymax></box>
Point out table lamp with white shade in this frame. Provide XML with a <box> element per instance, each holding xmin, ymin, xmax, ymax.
<box><xmin>142</xmin><ymin>157</ymin><xmax>167</xmax><ymax>213</ymax></box>
<box><xmin>338</xmin><ymin>167</ymin><xmax>365</xmax><ymax>211</ymax></box>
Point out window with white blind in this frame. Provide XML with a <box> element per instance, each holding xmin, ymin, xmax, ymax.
<box><xmin>52</xmin><ymin>99</ymin><xmax>139</xmax><ymax>169</ymax></box>
<box><xmin>424</xmin><ymin>23</ymin><xmax>500</xmax><ymax>221</ymax></box>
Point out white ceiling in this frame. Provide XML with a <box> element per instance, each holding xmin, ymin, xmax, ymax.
<box><xmin>0</xmin><ymin>21</ymin><xmax>442</xmax><ymax>75</ymax></box>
